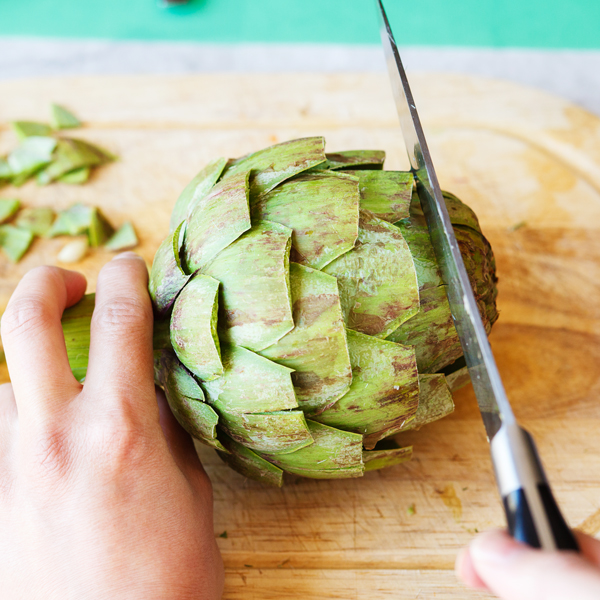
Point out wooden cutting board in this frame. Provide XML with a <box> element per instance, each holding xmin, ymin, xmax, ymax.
<box><xmin>1</xmin><ymin>73</ymin><xmax>600</xmax><ymax>599</ymax></box>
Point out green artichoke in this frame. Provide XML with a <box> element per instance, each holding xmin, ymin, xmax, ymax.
<box><xmin>62</xmin><ymin>136</ymin><xmax>498</xmax><ymax>487</ymax></box>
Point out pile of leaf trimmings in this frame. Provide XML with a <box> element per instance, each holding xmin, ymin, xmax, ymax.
<box><xmin>0</xmin><ymin>104</ymin><xmax>115</xmax><ymax>188</ymax></box>
<box><xmin>0</xmin><ymin>199</ymin><xmax>138</xmax><ymax>263</ymax></box>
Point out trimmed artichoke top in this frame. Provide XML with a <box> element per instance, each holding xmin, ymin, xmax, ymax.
<box><xmin>148</xmin><ymin>136</ymin><xmax>498</xmax><ymax>487</ymax></box>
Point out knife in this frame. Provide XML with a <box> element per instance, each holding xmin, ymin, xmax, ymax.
<box><xmin>375</xmin><ymin>0</ymin><xmax>579</xmax><ymax>551</ymax></box>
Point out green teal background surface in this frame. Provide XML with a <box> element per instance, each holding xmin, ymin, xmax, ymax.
<box><xmin>1</xmin><ymin>0</ymin><xmax>599</xmax><ymax>49</ymax></box>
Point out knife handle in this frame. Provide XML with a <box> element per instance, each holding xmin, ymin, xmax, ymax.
<box><xmin>490</xmin><ymin>423</ymin><xmax>579</xmax><ymax>551</ymax></box>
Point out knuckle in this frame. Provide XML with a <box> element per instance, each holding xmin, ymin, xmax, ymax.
<box><xmin>91</xmin><ymin>296</ymin><xmax>151</xmax><ymax>337</ymax></box>
<box><xmin>24</xmin><ymin>425</ymin><xmax>72</xmax><ymax>482</ymax></box>
<box><xmin>1</xmin><ymin>296</ymin><xmax>55</xmax><ymax>340</ymax></box>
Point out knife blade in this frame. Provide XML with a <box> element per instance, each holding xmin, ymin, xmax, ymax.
<box><xmin>375</xmin><ymin>0</ymin><xmax>579</xmax><ymax>551</ymax></box>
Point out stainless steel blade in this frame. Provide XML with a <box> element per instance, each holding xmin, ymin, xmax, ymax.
<box><xmin>375</xmin><ymin>0</ymin><xmax>514</xmax><ymax>440</ymax></box>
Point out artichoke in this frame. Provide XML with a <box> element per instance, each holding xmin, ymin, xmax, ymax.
<box><xmin>62</xmin><ymin>137</ymin><xmax>498</xmax><ymax>487</ymax></box>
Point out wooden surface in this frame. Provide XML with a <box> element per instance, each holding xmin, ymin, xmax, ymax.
<box><xmin>1</xmin><ymin>73</ymin><xmax>600</xmax><ymax>599</ymax></box>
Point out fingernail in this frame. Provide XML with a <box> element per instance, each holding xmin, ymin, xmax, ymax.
<box><xmin>112</xmin><ymin>251</ymin><xmax>143</xmax><ymax>261</ymax></box>
<box><xmin>470</xmin><ymin>530</ymin><xmax>523</xmax><ymax>565</ymax></box>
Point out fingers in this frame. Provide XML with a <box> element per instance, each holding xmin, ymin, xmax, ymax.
<box><xmin>458</xmin><ymin>529</ymin><xmax>600</xmax><ymax>600</ymax></box>
<box><xmin>1</xmin><ymin>267</ymin><xmax>86</xmax><ymax>424</ymax></box>
<box><xmin>84</xmin><ymin>253</ymin><xmax>156</xmax><ymax>421</ymax></box>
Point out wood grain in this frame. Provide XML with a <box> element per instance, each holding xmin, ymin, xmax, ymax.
<box><xmin>1</xmin><ymin>73</ymin><xmax>599</xmax><ymax>599</ymax></box>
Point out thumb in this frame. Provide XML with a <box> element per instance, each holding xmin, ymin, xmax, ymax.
<box><xmin>460</xmin><ymin>529</ymin><xmax>600</xmax><ymax>600</ymax></box>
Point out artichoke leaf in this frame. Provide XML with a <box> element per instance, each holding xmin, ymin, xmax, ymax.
<box><xmin>14</xmin><ymin>207</ymin><xmax>55</xmax><ymax>236</ymax></box>
<box><xmin>408</xmin><ymin>189</ymin><xmax>481</xmax><ymax>233</ymax></box>
<box><xmin>149</xmin><ymin>220</ymin><xmax>190</xmax><ymax>318</ymax></box>
<box><xmin>104</xmin><ymin>221</ymin><xmax>138</xmax><ymax>251</ymax></box>
<box><xmin>0</xmin><ymin>158</ymin><xmax>11</xmax><ymax>181</ymax></box>
<box><xmin>316</xmin><ymin>150</ymin><xmax>385</xmax><ymax>171</ymax></box>
<box><xmin>57</xmin><ymin>166</ymin><xmax>90</xmax><ymax>185</ymax></box>
<box><xmin>323</xmin><ymin>210</ymin><xmax>419</xmax><ymax>338</ymax></box>
<box><xmin>204</xmin><ymin>220</ymin><xmax>294</xmax><ymax>352</ymax></box>
<box><xmin>201</xmin><ymin>344</ymin><xmax>298</xmax><ymax>415</ymax></box>
<box><xmin>0</xmin><ymin>198</ymin><xmax>21</xmax><ymax>224</ymax></box>
<box><xmin>217</xmin><ymin>434</ymin><xmax>284</xmax><ymax>488</ymax></box>
<box><xmin>10</xmin><ymin>121</ymin><xmax>53</xmax><ymax>140</ymax></box>
<box><xmin>216</xmin><ymin>409</ymin><xmax>313</xmax><ymax>454</ymax></box>
<box><xmin>7</xmin><ymin>136</ymin><xmax>57</xmax><ymax>181</ymax></box>
<box><xmin>222</xmin><ymin>136</ymin><xmax>326</xmax><ymax>198</ymax></box>
<box><xmin>314</xmin><ymin>330</ymin><xmax>419</xmax><ymax>449</ymax></box>
<box><xmin>50</xmin><ymin>104</ymin><xmax>81</xmax><ymax>130</ymax></box>
<box><xmin>252</xmin><ymin>171</ymin><xmax>360</xmax><ymax>270</ymax></box>
<box><xmin>346</xmin><ymin>170</ymin><xmax>413</xmax><ymax>222</ymax></box>
<box><xmin>154</xmin><ymin>349</ymin><xmax>225</xmax><ymax>451</ymax></box>
<box><xmin>0</xmin><ymin>225</ymin><xmax>34</xmax><ymax>263</ymax></box>
<box><xmin>170</xmin><ymin>274</ymin><xmax>223</xmax><ymax>381</ymax></box>
<box><xmin>259</xmin><ymin>420</ymin><xmax>364</xmax><ymax>479</ymax></box>
<box><xmin>88</xmin><ymin>208</ymin><xmax>114</xmax><ymax>247</ymax></box>
<box><xmin>401</xmin><ymin>374</ymin><xmax>454</xmax><ymax>431</ymax></box>
<box><xmin>169</xmin><ymin>157</ymin><xmax>227</xmax><ymax>232</ymax></box>
<box><xmin>445</xmin><ymin>365</ymin><xmax>471</xmax><ymax>392</ymax></box>
<box><xmin>183</xmin><ymin>169</ymin><xmax>251</xmax><ymax>273</ymax></box>
<box><xmin>260</xmin><ymin>263</ymin><xmax>352</xmax><ymax>415</ymax></box>
<box><xmin>62</xmin><ymin>293</ymin><xmax>95</xmax><ymax>381</ymax></box>
<box><xmin>363</xmin><ymin>444</ymin><xmax>413</xmax><ymax>472</ymax></box>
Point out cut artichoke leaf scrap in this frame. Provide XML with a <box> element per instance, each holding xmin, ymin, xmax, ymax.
<box><xmin>10</xmin><ymin>121</ymin><xmax>53</xmax><ymax>140</ymax></box>
<box><xmin>252</xmin><ymin>170</ymin><xmax>360</xmax><ymax>270</ymax></box>
<box><xmin>14</xmin><ymin>207</ymin><xmax>55</xmax><ymax>236</ymax></box>
<box><xmin>169</xmin><ymin>157</ymin><xmax>227</xmax><ymax>232</ymax></box>
<box><xmin>323</xmin><ymin>210</ymin><xmax>420</xmax><ymax>339</ymax></box>
<box><xmin>104</xmin><ymin>221</ymin><xmax>138</xmax><ymax>251</ymax></box>
<box><xmin>363</xmin><ymin>443</ymin><xmax>413</xmax><ymax>472</ymax></box>
<box><xmin>346</xmin><ymin>169</ymin><xmax>413</xmax><ymax>223</ymax></box>
<box><xmin>50</xmin><ymin>104</ymin><xmax>82</xmax><ymax>130</ymax></box>
<box><xmin>0</xmin><ymin>198</ymin><xmax>21</xmax><ymax>224</ymax></box>
<box><xmin>57</xmin><ymin>166</ymin><xmax>90</xmax><ymax>185</ymax></box>
<box><xmin>201</xmin><ymin>344</ymin><xmax>298</xmax><ymax>415</ymax></box>
<box><xmin>216</xmin><ymin>409</ymin><xmax>313</xmax><ymax>454</ymax></box>
<box><xmin>149</xmin><ymin>220</ymin><xmax>190</xmax><ymax>317</ymax></box>
<box><xmin>222</xmin><ymin>136</ymin><xmax>327</xmax><ymax>198</ymax></box>
<box><xmin>315</xmin><ymin>149</ymin><xmax>385</xmax><ymax>171</ymax></box>
<box><xmin>259</xmin><ymin>420</ymin><xmax>364</xmax><ymax>480</ymax></box>
<box><xmin>154</xmin><ymin>349</ymin><xmax>225</xmax><ymax>451</ymax></box>
<box><xmin>217</xmin><ymin>434</ymin><xmax>284</xmax><ymax>488</ymax></box>
<box><xmin>61</xmin><ymin>293</ymin><xmax>95</xmax><ymax>382</ymax></box>
<box><xmin>0</xmin><ymin>224</ymin><xmax>34</xmax><ymax>263</ymax></box>
<box><xmin>313</xmin><ymin>329</ymin><xmax>419</xmax><ymax>449</ymax></box>
<box><xmin>259</xmin><ymin>262</ymin><xmax>352</xmax><ymax>415</ymax></box>
<box><xmin>203</xmin><ymin>220</ymin><xmax>294</xmax><ymax>352</ymax></box>
<box><xmin>183</xmin><ymin>169</ymin><xmax>251</xmax><ymax>273</ymax></box>
<box><xmin>170</xmin><ymin>274</ymin><xmax>223</xmax><ymax>381</ymax></box>
<box><xmin>401</xmin><ymin>373</ymin><xmax>455</xmax><ymax>431</ymax></box>
<box><xmin>7</xmin><ymin>136</ymin><xmax>57</xmax><ymax>181</ymax></box>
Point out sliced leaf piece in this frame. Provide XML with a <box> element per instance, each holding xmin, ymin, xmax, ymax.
<box><xmin>169</xmin><ymin>157</ymin><xmax>227</xmax><ymax>232</ymax></box>
<box><xmin>154</xmin><ymin>349</ymin><xmax>225</xmax><ymax>451</ymax></box>
<box><xmin>170</xmin><ymin>274</ymin><xmax>223</xmax><ymax>381</ymax></box>
<box><xmin>445</xmin><ymin>365</ymin><xmax>471</xmax><ymax>392</ymax></box>
<box><xmin>104</xmin><ymin>221</ymin><xmax>138</xmax><ymax>251</ymax></box>
<box><xmin>57</xmin><ymin>166</ymin><xmax>90</xmax><ymax>184</ymax></box>
<box><xmin>0</xmin><ymin>198</ymin><xmax>20</xmax><ymax>224</ymax></box>
<box><xmin>260</xmin><ymin>263</ymin><xmax>352</xmax><ymax>415</ymax></box>
<box><xmin>386</xmin><ymin>285</ymin><xmax>461</xmax><ymax>374</ymax></box>
<box><xmin>252</xmin><ymin>171</ymin><xmax>360</xmax><ymax>270</ymax></box>
<box><xmin>50</xmin><ymin>104</ymin><xmax>81</xmax><ymax>129</ymax></box>
<box><xmin>323</xmin><ymin>210</ymin><xmax>419</xmax><ymax>338</ymax></box>
<box><xmin>217</xmin><ymin>409</ymin><xmax>313</xmax><ymax>454</ymax></box>
<box><xmin>10</xmin><ymin>121</ymin><xmax>53</xmax><ymax>140</ymax></box>
<box><xmin>222</xmin><ymin>136</ymin><xmax>326</xmax><ymax>198</ymax></box>
<box><xmin>46</xmin><ymin>203</ymin><xmax>93</xmax><ymax>237</ymax></box>
<box><xmin>62</xmin><ymin>293</ymin><xmax>94</xmax><ymax>381</ymax></box>
<box><xmin>183</xmin><ymin>169</ymin><xmax>251</xmax><ymax>273</ymax></box>
<box><xmin>260</xmin><ymin>420</ymin><xmax>364</xmax><ymax>480</ymax></box>
<box><xmin>402</xmin><ymin>374</ymin><xmax>454</xmax><ymax>431</ymax></box>
<box><xmin>204</xmin><ymin>220</ymin><xmax>294</xmax><ymax>352</ymax></box>
<box><xmin>0</xmin><ymin>224</ymin><xmax>34</xmax><ymax>262</ymax></box>
<box><xmin>37</xmin><ymin>137</ymin><xmax>113</xmax><ymax>185</ymax></box>
<box><xmin>409</xmin><ymin>189</ymin><xmax>481</xmax><ymax>233</ymax></box>
<box><xmin>14</xmin><ymin>206</ymin><xmax>54</xmax><ymax>236</ymax></box>
<box><xmin>0</xmin><ymin>158</ymin><xmax>11</xmax><ymax>181</ymax></box>
<box><xmin>7</xmin><ymin>136</ymin><xmax>57</xmax><ymax>180</ymax></box>
<box><xmin>88</xmin><ymin>208</ymin><xmax>114</xmax><ymax>247</ymax></box>
<box><xmin>317</xmin><ymin>150</ymin><xmax>385</xmax><ymax>171</ymax></box>
<box><xmin>314</xmin><ymin>330</ymin><xmax>419</xmax><ymax>449</ymax></box>
<box><xmin>217</xmin><ymin>434</ymin><xmax>283</xmax><ymax>487</ymax></box>
<box><xmin>345</xmin><ymin>170</ymin><xmax>413</xmax><ymax>222</ymax></box>
<box><xmin>363</xmin><ymin>444</ymin><xmax>413</xmax><ymax>472</ymax></box>
<box><xmin>148</xmin><ymin>220</ymin><xmax>190</xmax><ymax>318</ymax></box>
<box><xmin>201</xmin><ymin>344</ymin><xmax>297</xmax><ymax>414</ymax></box>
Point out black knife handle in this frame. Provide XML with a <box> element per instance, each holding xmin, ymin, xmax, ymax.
<box><xmin>491</xmin><ymin>424</ymin><xmax>579</xmax><ymax>551</ymax></box>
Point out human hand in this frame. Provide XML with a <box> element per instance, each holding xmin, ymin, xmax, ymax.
<box><xmin>0</xmin><ymin>254</ymin><xmax>223</xmax><ymax>599</ymax></box>
<box><xmin>456</xmin><ymin>528</ymin><xmax>600</xmax><ymax>600</ymax></box>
